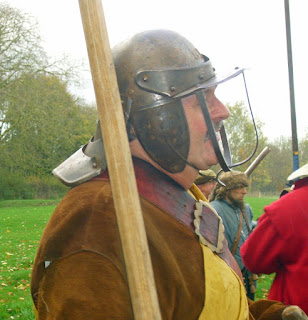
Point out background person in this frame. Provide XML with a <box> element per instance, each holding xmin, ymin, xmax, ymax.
<box><xmin>31</xmin><ymin>30</ymin><xmax>307</xmax><ymax>320</ymax></box>
<box><xmin>210</xmin><ymin>170</ymin><xmax>257</xmax><ymax>300</ymax></box>
<box><xmin>241</xmin><ymin>163</ymin><xmax>308</xmax><ymax>314</ymax></box>
<box><xmin>279</xmin><ymin>180</ymin><xmax>294</xmax><ymax>197</ymax></box>
<box><xmin>194</xmin><ymin>169</ymin><xmax>217</xmax><ymax>199</ymax></box>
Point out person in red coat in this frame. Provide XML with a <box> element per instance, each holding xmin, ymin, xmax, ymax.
<box><xmin>241</xmin><ymin>163</ymin><xmax>308</xmax><ymax>314</ymax></box>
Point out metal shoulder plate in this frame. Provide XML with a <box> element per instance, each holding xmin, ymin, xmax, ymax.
<box><xmin>52</xmin><ymin>122</ymin><xmax>107</xmax><ymax>187</ymax></box>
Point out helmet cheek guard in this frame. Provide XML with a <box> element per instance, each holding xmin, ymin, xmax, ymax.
<box><xmin>132</xmin><ymin>99</ymin><xmax>189</xmax><ymax>173</ymax></box>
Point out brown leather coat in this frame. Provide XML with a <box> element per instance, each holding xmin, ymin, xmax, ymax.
<box><xmin>31</xmin><ymin>159</ymin><xmax>286</xmax><ymax>319</ymax></box>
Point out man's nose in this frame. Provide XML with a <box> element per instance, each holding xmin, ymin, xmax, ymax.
<box><xmin>211</xmin><ymin>98</ymin><xmax>230</xmax><ymax>122</ymax></box>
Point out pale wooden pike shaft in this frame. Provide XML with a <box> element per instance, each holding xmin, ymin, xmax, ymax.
<box><xmin>245</xmin><ymin>146</ymin><xmax>271</xmax><ymax>177</ymax></box>
<box><xmin>78</xmin><ymin>1</ymin><xmax>162</xmax><ymax>319</ymax></box>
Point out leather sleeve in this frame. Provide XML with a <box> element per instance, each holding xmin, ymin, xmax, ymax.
<box><xmin>248</xmin><ymin>299</ymin><xmax>286</xmax><ymax>320</ymax></box>
<box><xmin>36</xmin><ymin>251</ymin><xmax>134</xmax><ymax>320</ymax></box>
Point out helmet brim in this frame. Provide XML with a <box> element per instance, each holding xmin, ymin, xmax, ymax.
<box><xmin>174</xmin><ymin>67</ymin><xmax>246</xmax><ymax>99</ymax></box>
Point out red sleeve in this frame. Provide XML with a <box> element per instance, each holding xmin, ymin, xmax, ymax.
<box><xmin>240</xmin><ymin>212</ymin><xmax>284</xmax><ymax>274</ymax></box>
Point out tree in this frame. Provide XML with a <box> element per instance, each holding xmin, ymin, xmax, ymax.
<box><xmin>299</xmin><ymin>133</ymin><xmax>308</xmax><ymax>165</ymax></box>
<box><xmin>0</xmin><ymin>71</ymin><xmax>97</xmax><ymax>199</ymax></box>
<box><xmin>264</xmin><ymin>137</ymin><xmax>293</xmax><ymax>194</ymax></box>
<box><xmin>0</xmin><ymin>3</ymin><xmax>94</xmax><ymax>172</ymax></box>
<box><xmin>0</xmin><ymin>3</ymin><xmax>78</xmax><ymax>117</ymax></box>
<box><xmin>261</xmin><ymin>135</ymin><xmax>308</xmax><ymax>195</ymax></box>
<box><xmin>0</xmin><ymin>4</ymin><xmax>48</xmax><ymax>93</ymax></box>
<box><xmin>0</xmin><ymin>3</ymin><xmax>96</xmax><ymax>199</ymax></box>
<box><xmin>220</xmin><ymin>102</ymin><xmax>271</xmax><ymax>192</ymax></box>
<box><xmin>223</xmin><ymin>102</ymin><xmax>267</xmax><ymax>164</ymax></box>
<box><xmin>0</xmin><ymin>72</ymin><xmax>97</xmax><ymax>176</ymax></box>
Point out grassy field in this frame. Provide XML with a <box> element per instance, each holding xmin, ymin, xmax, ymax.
<box><xmin>245</xmin><ymin>196</ymin><xmax>278</xmax><ymax>219</ymax></box>
<box><xmin>0</xmin><ymin>196</ymin><xmax>278</xmax><ymax>319</ymax></box>
<box><xmin>0</xmin><ymin>200</ymin><xmax>58</xmax><ymax>320</ymax></box>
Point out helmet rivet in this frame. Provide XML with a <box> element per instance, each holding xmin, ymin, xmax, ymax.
<box><xmin>170</xmin><ymin>86</ymin><xmax>176</xmax><ymax>92</ymax></box>
<box><xmin>199</xmin><ymin>74</ymin><xmax>204</xmax><ymax>80</ymax></box>
<box><xmin>142</xmin><ymin>75</ymin><xmax>149</xmax><ymax>81</ymax></box>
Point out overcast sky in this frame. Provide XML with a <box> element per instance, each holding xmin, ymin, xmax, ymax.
<box><xmin>8</xmin><ymin>0</ymin><xmax>308</xmax><ymax>141</ymax></box>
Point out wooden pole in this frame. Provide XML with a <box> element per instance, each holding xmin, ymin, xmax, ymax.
<box><xmin>245</xmin><ymin>146</ymin><xmax>271</xmax><ymax>177</ymax></box>
<box><xmin>78</xmin><ymin>1</ymin><xmax>162</xmax><ymax>319</ymax></box>
<box><xmin>284</xmin><ymin>0</ymin><xmax>300</xmax><ymax>171</ymax></box>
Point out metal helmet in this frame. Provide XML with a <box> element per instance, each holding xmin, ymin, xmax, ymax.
<box><xmin>112</xmin><ymin>29</ymin><xmax>245</xmax><ymax>173</ymax></box>
<box><xmin>112</xmin><ymin>29</ymin><xmax>204</xmax><ymax>173</ymax></box>
<box><xmin>53</xmin><ymin>29</ymin><xmax>249</xmax><ymax>186</ymax></box>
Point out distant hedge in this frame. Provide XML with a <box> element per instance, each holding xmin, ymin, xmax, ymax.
<box><xmin>0</xmin><ymin>171</ymin><xmax>69</xmax><ymax>200</ymax></box>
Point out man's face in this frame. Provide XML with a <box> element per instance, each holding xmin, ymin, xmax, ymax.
<box><xmin>227</xmin><ymin>186</ymin><xmax>247</xmax><ymax>208</ymax></box>
<box><xmin>182</xmin><ymin>87</ymin><xmax>230</xmax><ymax>170</ymax></box>
<box><xmin>198</xmin><ymin>180</ymin><xmax>217</xmax><ymax>199</ymax></box>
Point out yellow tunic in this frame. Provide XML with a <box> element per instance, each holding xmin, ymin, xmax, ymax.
<box><xmin>199</xmin><ymin>245</ymin><xmax>249</xmax><ymax>319</ymax></box>
<box><xmin>189</xmin><ymin>184</ymin><xmax>249</xmax><ymax>320</ymax></box>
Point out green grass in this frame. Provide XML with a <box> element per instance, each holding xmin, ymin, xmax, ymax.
<box><xmin>255</xmin><ymin>273</ymin><xmax>276</xmax><ymax>300</ymax></box>
<box><xmin>0</xmin><ymin>197</ymin><xmax>278</xmax><ymax>318</ymax></box>
<box><xmin>246</xmin><ymin>196</ymin><xmax>278</xmax><ymax>219</ymax></box>
<box><xmin>0</xmin><ymin>201</ymin><xmax>57</xmax><ymax>319</ymax></box>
